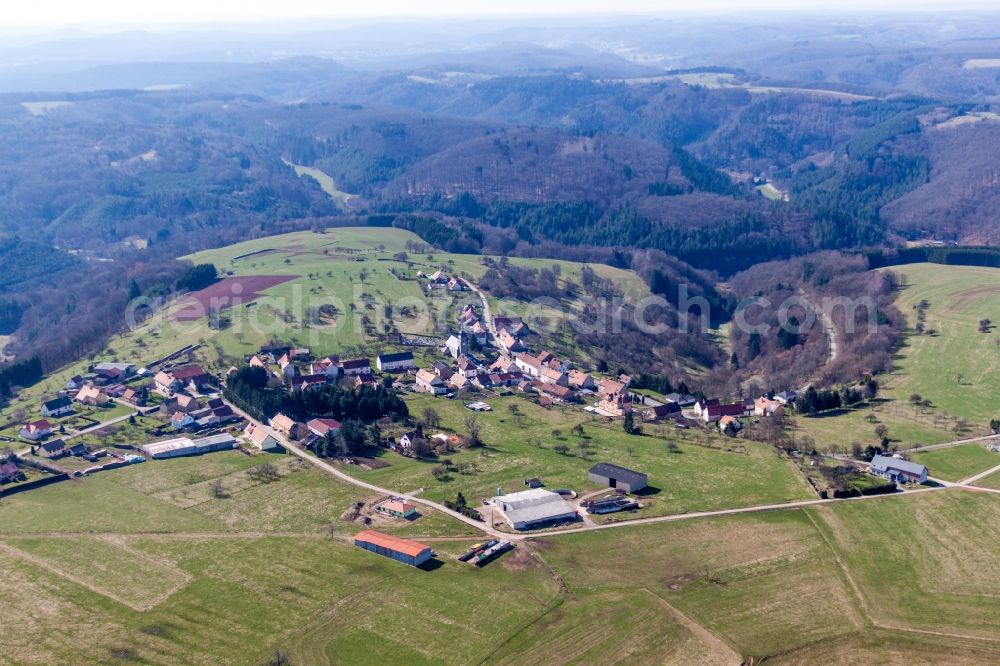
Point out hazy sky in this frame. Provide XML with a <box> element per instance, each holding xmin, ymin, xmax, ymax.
<box><xmin>2</xmin><ymin>0</ymin><xmax>996</xmax><ymax>28</ymax></box>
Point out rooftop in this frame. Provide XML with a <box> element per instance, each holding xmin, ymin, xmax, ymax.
<box><xmin>588</xmin><ymin>462</ymin><xmax>647</xmax><ymax>485</ymax></box>
<box><xmin>354</xmin><ymin>530</ymin><xmax>430</xmax><ymax>558</ymax></box>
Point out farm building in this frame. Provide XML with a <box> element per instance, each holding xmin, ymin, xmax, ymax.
<box><xmin>492</xmin><ymin>488</ymin><xmax>577</xmax><ymax>530</ymax></box>
<box><xmin>376</xmin><ymin>351</ymin><xmax>416</xmax><ymax>373</ymax></box>
<box><xmin>588</xmin><ymin>463</ymin><xmax>648</xmax><ymax>493</ymax></box>
<box><xmin>870</xmin><ymin>455</ymin><xmax>928</xmax><ymax>484</ymax></box>
<box><xmin>142</xmin><ymin>435</ymin><xmax>235</xmax><ymax>459</ymax></box>
<box><xmin>41</xmin><ymin>396</ymin><xmax>74</xmax><ymax>417</ymax></box>
<box><xmin>374</xmin><ymin>498</ymin><xmax>418</xmax><ymax>519</ymax></box>
<box><xmin>354</xmin><ymin>530</ymin><xmax>433</xmax><ymax>567</ymax></box>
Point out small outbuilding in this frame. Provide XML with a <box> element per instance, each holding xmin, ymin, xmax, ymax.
<box><xmin>588</xmin><ymin>462</ymin><xmax>648</xmax><ymax>493</ymax></box>
<box><xmin>354</xmin><ymin>530</ymin><xmax>433</xmax><ymax>567</ymax></box>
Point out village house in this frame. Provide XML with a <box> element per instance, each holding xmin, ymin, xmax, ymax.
<box><xmin>244</xmin><ymin>422</ymin><xmax>280</xmax><ymax>452</ymax></box>
<box><xmin>398</xmin><ymin>426</ymin><xmax>424</xmax><ymax>453</ymax></box>
<box><xmin>514</xmin><ymin>353</ymin><xmax>544</xmax><ymax>378</ymax></box>
<box><xmin>36</xmin><ymin>438</ymin><xmax>68</xmax><ymax>458</ymax></box>
<box><xmin>310</xmin><ymin>356</ymin><xmax>341</xmax><ymax>378</ymax></box>
<box><xmin>664</xmin><ymin>392</ymin><xmax>697</xmax><ymax>407</ymax></box>
<box><xmin>75</xmin><ymin>385</ymin><xmax>109</xmax><ymax>406</ymax></box>
<box><xmin>121</xmin><ymin>387</ymin><xmax>145</xmax><ymax>406</ymax></box>
<box><xmin>353</xmin><ymin>374</ymin><xmax>378</xmax><ymax>390</ymax></box>
<box><xmin>490</xmin><ymin>356</ymin><xmax>517</xmax><ymax>374</ymax></box>
<box><xmin>289</xmin><ymin>348</ymin><xmax>311</xmax><ymax>361</ymax></box>
<box><xmin>41</xmin><ymin>396</ymin><xmax>74</xmax><ymax>418</ymax></box>
<box><xmin>447</xmin><ymin>277</ymin><xmax>467</xmax><ymax>291</ymax></box>
<box><xmin>415</xmin><ymin>369</ymin><xmax>447</xmax><ymax>395</ymax></box>
<box><xmin>249</xmin><ymin>355</ymin><xmax>269</xmax><ymax>370</ymax></box>
<box><xmin>94</xmin><ymin>362</ymin><xmax>136</xmax><ymax>377</ymax></box>
<box><xmin>568</xmin><ymin>370</ymin><xmax>596</xmax><ymax>390</ymax></box>
<box><xmin>277</xmin><ymin>354</ymin><xmax>297</xmax><ymax>379</ymax></box>
<box><xmin>774</xmin><ymin>390</ymin><xmax>798</xmax><ymax>405</ymax></box>
<box><xmin>701</xmin><ymin>400</ymin><xmax>746</xmax><ymax>423</ymax></box>
<box><xmin>307</xmin><ymin>418</ymin><xmax>342</xmax><ymax>440</ymax></box>
<box><xmin>456</xmin><ymin>356</ymin><xmax>479</xmax><ymax>379</ymax></box>
<box><xmin>449</xmin><ymin>373</ymin><xmax>473</xmax><ymax>391</ymax></box>
<box><xmin>20</xmin><ymin>419</ymin><xmax>52</xmax><ymax>441</ymax></box>
<box><xmin>65</xmin><ymin>375</ymin><xmax>85</xmax><ymax>391</ymax></box>
<box><xmin>290</xmin><ymin>374</ymin><xmax>329</xmax><ymax>392</ymax></box>
<box><xmin>540</xmin><ymin>367</ymin><xmax>569</xmax><ymax>387</ymax></box>
<box><xmin>498</xmin><ymin>329</ymin><xmax>526</xmax><ymax>353</ymax></box>
<box><xmin>596</xmin><ymin>379</ymin><xmax>631</xmax><ymax>416</ymax></box>
<box><xmin>170</xmin><ymin>394</ymin><xmax>202</xmax><ymax>414</ymax></box>
<box><xmin>536</xmin><ymin>381</ymin><xmax>575</xmax><ymax>403</ymax></box>
<box><xmin>376</xmin><ymin>351</ymin><xmax>416</xmax><ymax>373</ymax></box>
<box><xmin>0</xmin><ymin>461</ymin><xmax>25</xmax><ymax>485</ymax></box>
<box><xmin>154</xmin><ymin>364</ymin><xmax>211</xmax><ymax>395</ymax></box>
<box><xmin>754</xmin><ymin>396</ymin><xmax>784</xmax><ymax>417</ymax></box>
<box><xmin>493</xmin><ymin>316</ymin><xmax>528</xmax><ymax>337</ymax></box>
<box><xmin>170</xmin><ymin>411</ymin><xmax>195</xmax><ymax>430</ymax></box>
<box><xmin>719</xmin><ymin>414</ymin><xmax>742</xmax><ymax>433</ymax></box>
<box><xmin>340</xmin><ymin>358</ymin><xmax>372</xmax><ymax>376</ymax></box>
<box><xmin>270</xmin><ymin>413</ymin><xmax>297</xmax><ymax>438</ymax></box>
<box><xmin>374</xmin><ymin>497</ymin><xmax>418</xmax><ymax>519</ymax></box>
<box><xmin>642</xmin><ymin>402</ymin><xmax>681</xmax><ymax>422</ymax></box>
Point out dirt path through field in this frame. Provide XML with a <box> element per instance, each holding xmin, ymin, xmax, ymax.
<box><xmin>642</xmin><ymin>588</ymin><xmax>742</xmax><ymax>665</ymax></box>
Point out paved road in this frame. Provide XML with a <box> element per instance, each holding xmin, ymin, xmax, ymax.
<box><xmin>902</xmin><ymin>434</ymin><xmax>999</xmax><ymax>453</ymax></box>
<box><xmin>225</xmin><ymin>400</ymin><xmax>971</xmax><ymax>542</ymax></box>
<box><xmin>221</xmin><ymin>399</ymin><xmax>508</xmax><ymax>539</ymax></box>
<box><xmin>959</xmin><ymin>462</ymin><xmax>1000</xmax><ymax>486</ymax></box>
<box><xmin>460</xmin><ymin>278</ymin><xmax>497</xmax><ymax>341</ymax></box>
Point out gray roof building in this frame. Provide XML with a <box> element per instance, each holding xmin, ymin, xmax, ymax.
<box><xmin>588</xmin><ymin>462</ymin><xmax>648</xmax><ymax>493</ymax></box>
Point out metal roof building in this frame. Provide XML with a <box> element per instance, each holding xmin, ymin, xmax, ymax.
<box><xmin>588</xmin><ymin>463</ymin><xmax>648</xmax><ymax>493</ymax></box>
<box><xmin>354</xmin><ymin>530</ymin><xmax>433</xmax><ymax>567</ymax></box>
<box><xmin>492</xmin><ymin>488</ymin><xmax>577</xmax><ymax>530</ymax></box>
<box><xmin>870</xmin><ymin>455</ymin><xmax>928</xmax><ymax>484</ymax></box>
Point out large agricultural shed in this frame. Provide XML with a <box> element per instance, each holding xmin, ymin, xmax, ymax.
<box><xmin>492</xmin><ymin>488</ymin><xmax>577</xmax><ymax>530</ymax></box>
<box><xmin>141</xmin><ymin>434</ymin><xmax>237</xmax><ymax>459</ymax></box>
<box><xmin>588</xmin><ymin>463</ymin><xmax>648</xmax><ymax>493</ymax></box>
<box><xmin>354</xmin><ymin>530</ymin><xmax>434</xmax><ymax>567</ymax></box>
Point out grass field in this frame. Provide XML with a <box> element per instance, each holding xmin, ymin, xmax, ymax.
<box><xmin>811</xmin><ymin>489</ymin><xmax>1000</xmax><ymax>640</ymax></box>
<box><xmin>356</xmin><ymin>393</ymin><xmax>814</xmax><ymax>523</ymax></box>
<box><xmin>885</xmin><ymin>263</ymin><xmax>1000</xmax><ymax>422</ymax></box>
<box><xmin>535</xmin><ymin>509</ymin><xmax>865</xmax><ymax>659</ymax></box>
<box><xmin>909</xmin><ymin>442</ymin><xmax>1000</xmax><ymax>482</ymax></box>
<box><xmin>794</xmin><ymin>263</ymin><xmax>1000</xmax><ymax>452</ymax></box>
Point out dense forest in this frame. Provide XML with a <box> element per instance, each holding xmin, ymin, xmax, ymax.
<box><xmin>3</xmin><ymin>22</ymin><xmax>1000</xmax><ymax>389</ymax></box>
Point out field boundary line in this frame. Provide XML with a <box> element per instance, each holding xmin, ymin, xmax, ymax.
<box><xmin>805</xmin><ymin>507</ymin><xmax>1000</xmax><ymax>645</ymax></box>
<box><xmin>803</xmin><ymin>507</ymin><xmax>875</xmax><ymax>629</ymax></box>
<box><xmin>0</xmin><ymin>539</ymin><xmax>190</xmax><ymax>612</ymax></box>
<box><xmin>641</xmin><ymin>588</ymin><xmax>742</xmax><ymax>665</ymax></box>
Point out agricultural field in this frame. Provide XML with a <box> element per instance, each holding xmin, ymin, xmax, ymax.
<box><xmin>883</xmin><ymin>263</ymin><xmax>1000</xmax><ymax>423</ymax></box>
<box><xmin>535</xmin><ymin>509</ymin><xmax>866</xmax><ymax>660</ymax></box>
<box><xmin>810</xmin><ymin>490</ymin><xmax>1000</xmax><ymax>641</ymax></box>
<box><xmin>794</xmin><ymin>263</ymin><xmax>1000</xmax><ymax>452</ymax></box>
<box><xmin>908</xmin><ymin>442</ymin><xmax>1000</xmax><ymax>482</ymax></box>
<box><xmin>353</xmin><ymin>393</ymin><xmax>814</xmax><ymax>524</ymax></box>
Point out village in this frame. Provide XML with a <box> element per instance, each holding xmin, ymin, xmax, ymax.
<box><xmin>0</xmin><ymin>268</ymin><xmax>940</xmax><ymax>572</ymax></box>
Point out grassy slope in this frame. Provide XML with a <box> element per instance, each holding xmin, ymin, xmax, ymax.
<box><xmin>795</xmin><ymin>263</ymin><xmax>1000</xmax><ymax>452</ymax></box>
<box><xmin>5</xmin><ymin>226</ymin><xmax>653</xmax><ymax>421</ymax></box>
<box><xmin>909</xmin><ymin>443</ymin><xmax>1000</xmax><ymax>482</ymax></box>
<box><xmin>886</xmin><ymin>263</ymin><xmax>1000</xmax><ymax>421</ymax></box>
<box><xmin>811</xmin><ymin>490</ymin><xmax>1000</xmax><ymax>640</ymax></box>
<box><xmin>362</xmin><ymin>393</ymin><xmax>814</xmax><ymax>522</ymax></box>
<box><xmin>535</xmin><ymin>509</ymin><xmax>866</xmax><ymax>659</ymax></box>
